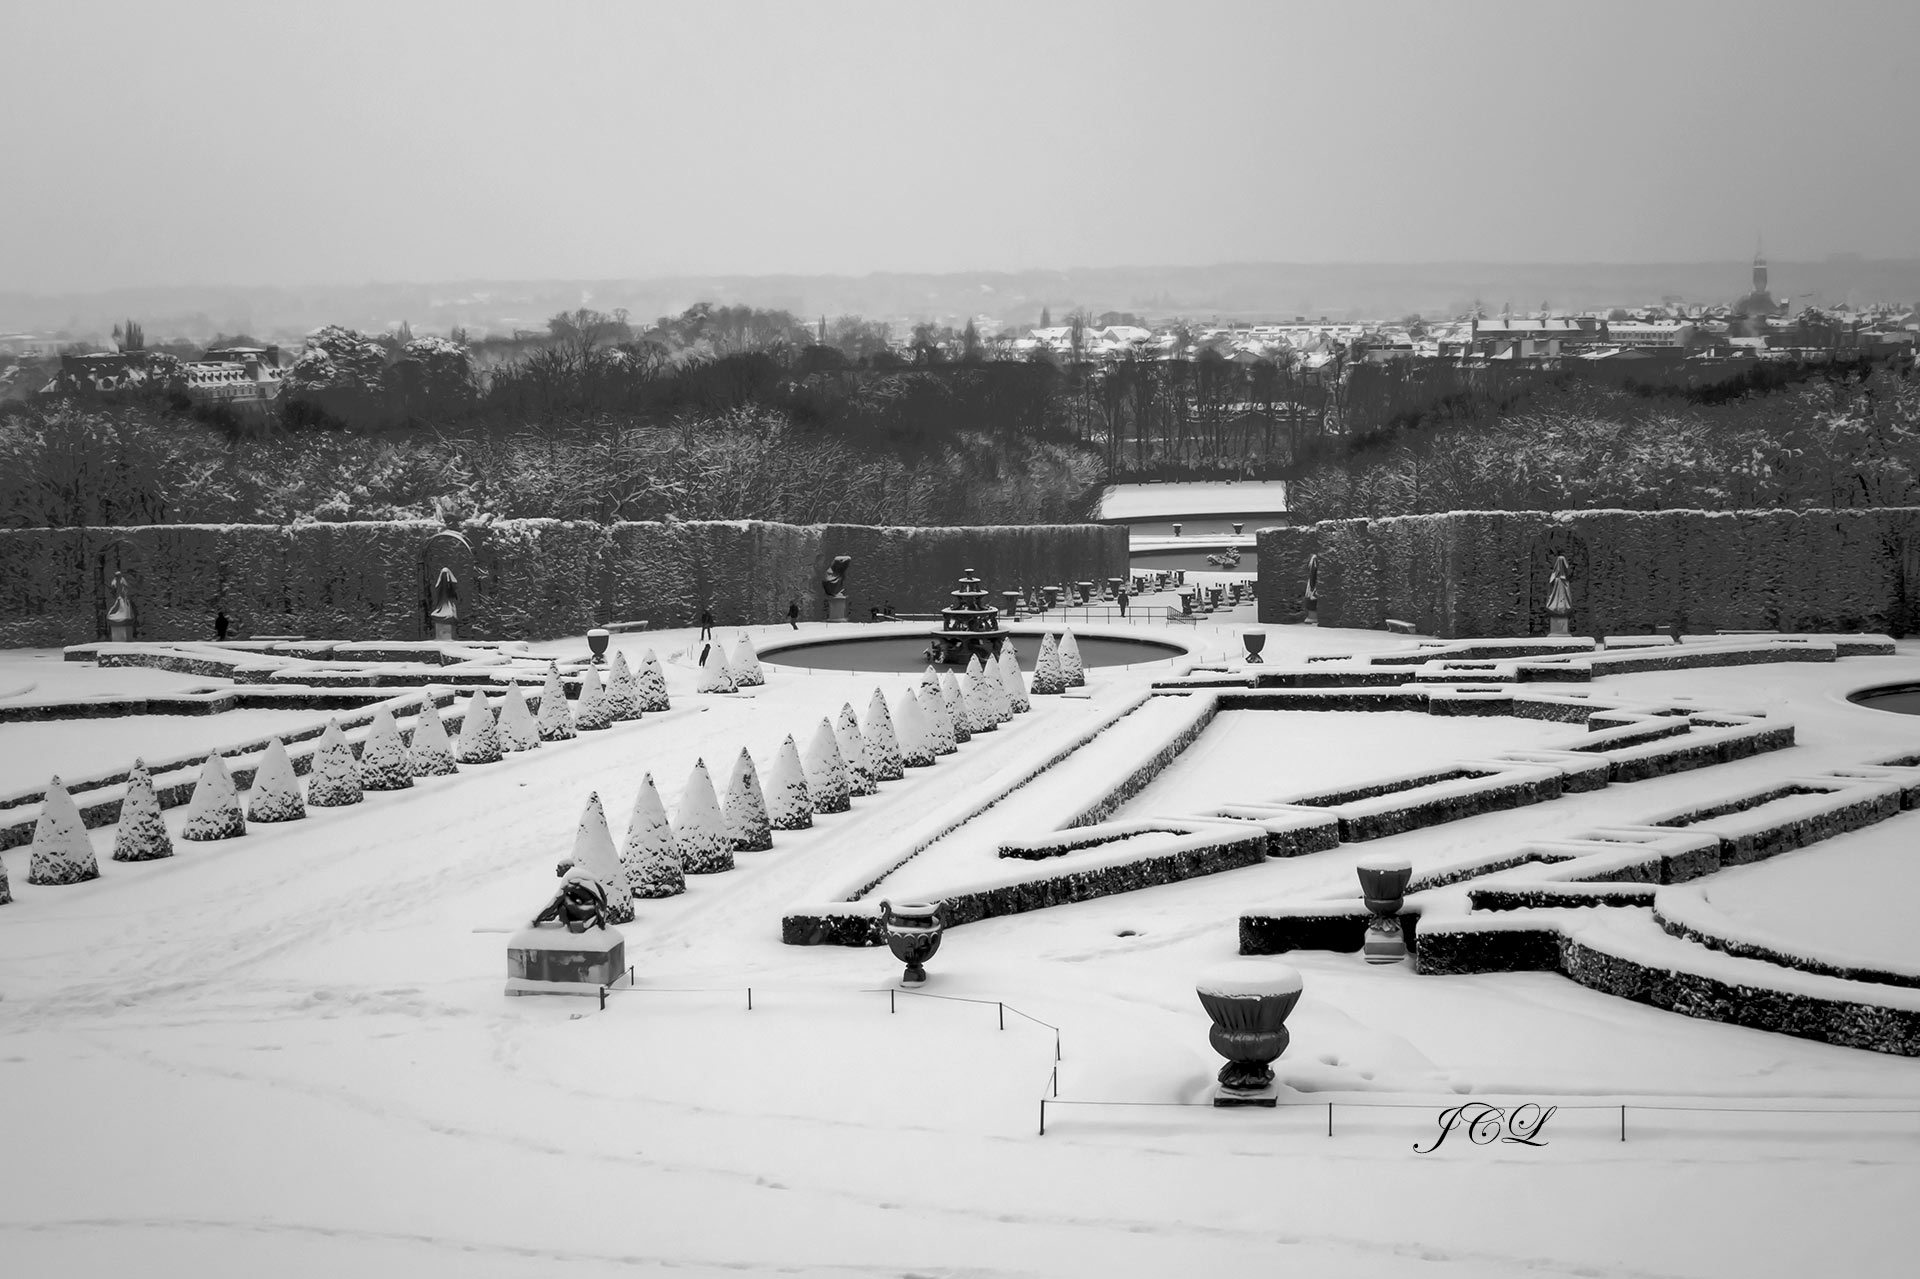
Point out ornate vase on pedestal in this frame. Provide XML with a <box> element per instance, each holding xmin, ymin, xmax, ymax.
<box><xmin>878</xmin><ymin>899</ymin><xmax>944</xmax><ymax>985</ymax></box>
<box><xmin>1196</xmin><ymin>960</ymin><xmax>1304</xmax><ymax>1107</ymax></box>
<box><xmin>1243</xmin><ymin>632</ymin><xmax>1266</xmax><ymax>664</ymax></box>
<box><xmin>586</xmin><ymin>628</ymin><xmax>610</xmax><ymax>664</ymax></box>
<box><xmin>1356</xmin><ymin>854</ymin><xmax>1413</xmax><ymax>964</ymax></box>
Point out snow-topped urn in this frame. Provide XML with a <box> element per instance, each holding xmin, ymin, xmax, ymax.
<box><xmin>1355</xmin><ymin>854</ymin><xmax>1413</xmax><ymax>965</ymax></box>
<box><xmin>879</xmin><ymin>899</ymin><xmax>945</xmax><ymax>985</ymax></box>
<box><xmin>1195</xmin><ymin>960</ymin><xmax>1303</xmax><ymax>1107</ymax></box>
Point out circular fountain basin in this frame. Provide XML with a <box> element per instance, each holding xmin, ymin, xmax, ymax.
<box><xmin>1847</xmin><ymin>684</ymin><xmax>1920</xmax><ymax>715</ymax></box>
<box><xmin>762</xmin><ymin>629</ymin><xmax>1189</xmax><ymax>673</ymax></box>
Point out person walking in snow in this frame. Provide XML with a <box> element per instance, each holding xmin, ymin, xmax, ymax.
<box><xmin>787</xmin><ymin>600</ymin><xmax>799</xmax><ymax>629</ymax></box>
<box><xmin>699</xmin><ymin>607</ymin><xmax>713</xmax><ymax>641</ymax></box>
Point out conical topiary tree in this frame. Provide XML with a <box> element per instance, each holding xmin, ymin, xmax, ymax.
<box><xmin>358</xmin><ymin>706</ymin><xmax>414</xmax><ymax>790</ymax></box>
<box><xmin>573</xmin><ymin>667</ymin><xmax>612</xmax><ymax>731</ymax></box>
<box><xmin>765</xmin><ymin>735</ymin><xmax>813</xmax><ymax>831</ymax></box>
<box><xmin>605</xmin><ymin>651</ymin><xmax>642</xmax><ymax>722</ymax></box>
<box><xmin>803</xmin><ymin>719</ymin><xmax>851</xmax><ymax>813</ymax></box>
<box><xmin>408</xmin><ymin>695</ymin><xmax>459</xmax><ymax>777</ymax></box>
<box><xmin>0</xmin><ymin>849</ymin><xmax>9</xmax><ymax>904</ymax></box>
<box><xmin>998</xmin><ymin>646</ymin><xmax>1031</xmax><ymax>714</ymax></box>
<box><xmin>920</xmin><ymin>684</ymin><xmax>956</xmax><ymax>755</ymax></box>
<box><xmin>982</xmin><ymin>653</ymin><xmax>1013</xmax><ymax>724</ymax></box>
<box><xmin>28</xmin><ymin>777</ymin><xmax>99</xmax><ymax>885</ymax></box>
<box><xmin>1059</xmin><ymin>629</ymin><xmax>1085</xmax><ymax>687</ymax></box>
<box><xmin>895</xmin><ymin>687</ymin><xmax>934</xmax><ymax>767</ymax></box>
<box><xmin>247</xmin><ymin>737</ymin><xmax>306</xmax><ymax>822</ymax></box>
<box><xmin>707</xmin><ymin>749</ymin><xmax>767</xmax><ymax>852</ymax></box>
<box><xmin>673</xmin><ymin>759</ymin><xmax>734</xmax><ymax>873</ymax></box>
<box><xmin>961</xmin><ymin>669</ymin><xmax>995</xmax><ymax>734</ymax></box>
<box><xmin>495</xmin><ymin>682</ymin><xmax>542</xmax><ymax>751</ymax></box>
<box><xmin>696</xmin><ymin>640</ymin><xmax>736</xmax><ymax>694</ymax></box>
<box><xmin>113</xmin><ymin>759</ymin><xmax>173</xmax><ymax>862</ymax></box>
<box><xmin>834</xmin><ymin>703</ymin><xmax>875</xmax><ymax>796</ymax></box>
<box><xmin>920</xmin><ymin>665</ymin><xmax>943</xmax><ymax>698</ymax></box>
<box><xmin>622</xmin><ymin>772</ymin><xmax>684</xmax><ymax>897</ymax></box>
<box><xmin>537</xmin><ymin>662</ymin><xmax>576</xmax><ymax>741</ymax></box>
<box><xmin>941</xmin><ymin>673</ymin><xmax>972</xmax><ymax>744</ymax></box>
<box><xmin>455</xmin><ymin>692</ymin><xmax>503</xmax><ymax>765</ymax></box>
<box><xmin>573</xmin><ymin>791</ymin><xmax>635</xmax><ymax>924</ymax></box>
<box><xmin>307</xmin><ymin>719</ymin><xmax>365</xmax><ymax>807</ymax></box>
<box><xmin>730</xmin><ymin>634</ymin><xmax>765</xmax><ymax>687</ymax></box>
<box><xmin>638</xmin><ymin>650</ymin><xmax>671</xmax><ymax>712</ymax></box>
<box><xmin>1030</xmin><ymin>633</ymin><xmax>1066</xmax><ymax>695</ymax></box>
<box><xmin>863</xmin><ymin>687</ymin><xmax>905</xmax><ymax>780</ymax></box>
<box><xmin>181</xmin><ymin>753</ymin><xmax>246</xmax><ymax>841</ymax></box>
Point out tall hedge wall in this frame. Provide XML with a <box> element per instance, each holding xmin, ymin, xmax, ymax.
<box><xmin>1258</xmin><ymin>508</ymin><xmax>1920</xmax><ymax>638</ymax></box>
<box><xmin>0</xmin><ymin>520</ymin><xmax>1125</xmax><ymax>647</ymax></box>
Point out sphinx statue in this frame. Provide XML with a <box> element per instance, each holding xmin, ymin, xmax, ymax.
<box><xmin>530</xmin><ymin>868</ymin><xmax>611</xmax><ymax>934</ymax></box>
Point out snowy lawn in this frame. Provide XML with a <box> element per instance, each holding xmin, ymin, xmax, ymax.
<box><xmin>4</xmin><ymin>625</ymin><xmax>1920</xmax><ymax>1277</ymax></box>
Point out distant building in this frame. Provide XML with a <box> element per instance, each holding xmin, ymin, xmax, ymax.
<box><xmin>1732</xmin><ymin>252</ymin><xmax>1787</xmax><ymax>325</ymax></box>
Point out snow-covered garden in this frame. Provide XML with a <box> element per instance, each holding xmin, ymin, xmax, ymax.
<box><xmin>3</xmin><ymin>604</ymin><xmax>1919</xmax><ymax>1278</ymax></box>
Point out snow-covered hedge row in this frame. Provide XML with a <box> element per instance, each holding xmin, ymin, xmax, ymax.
<box><xmin>783</xmin><ymin>823</ymin><xmax>1270</xmax><ymax>946</ymax></box>
<box><xmin>0</xmin><ymin>520</ymin><xmax>1125</xmax><ymax>646</ymax></box>
<box><xmin>1653</xmin><ymin>887</ymin><xmax>1920</xmax><ymax>991</ymax></box>
<box><xmin>1259</xmin><ymin>508</ymin><xmax>1920</xmax><ymax>638</ymax></box>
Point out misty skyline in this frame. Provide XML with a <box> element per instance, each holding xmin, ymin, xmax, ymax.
<box><xmin>3</xmin><ymin>0</ymin><xmax>1917</xmax><ymax>294</ymax></box>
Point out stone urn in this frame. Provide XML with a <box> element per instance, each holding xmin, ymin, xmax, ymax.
<box><xmin>1356</xmin><ymin>854</ymin><xmax>1413</xmax><ymax>964</ymax></box>
<box><xmin>1196</xmin><ymin>960</ymin><xmax>1303</xmax><ymax>1106</ymax></box>
<box><xmin>586</xmin><ymin>628</ymin><xmax>610</xmax><ymax>664</ymax></box>
<box><xmin>879</xmin><ymin>899</ymin><xmax>945</xmax><ymax>985</ymax></box>
<box><xmin>1243</xmin><ymin>632</ymin><xmax>1266</xmax><ymax>664</ymax></box>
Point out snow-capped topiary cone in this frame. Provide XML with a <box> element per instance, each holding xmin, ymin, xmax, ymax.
<box><xmin>495</xmin><ymin>682</ymin><xmax>542</xmax><ymax>750</ymax></box>
<box><xmin>622</xmin><ymin>773</ymin><xmax>685</xmax><ymax>898</ymax></box>
<box><xmin>765</xmin><ymin>736</ymin><xmax>814</xmax><ymax>831</ymax></box>
<box><xmin>537</xmin><ymin>662</ymin><xmax>576</xmax><ymax>741</ymax></box>
<box><xmin>307</xmin><ymin>719</ymin><xmax>365</xmax><ymax>807</ymax></box>
<box><xmin>961</xmin><ymin>668</ymin><xmax>996</xmax><ymax>734</ymax></box>
<box><xmin>573</xmin><ymin>667</ymin><xmax>612</xmax><ymax>731</ymax></box>
<box><xmin>246</xmin><ymin>737</ymin><xmax>307</xmax><ymax>822</ymax></box>
<box><xmin>408</xmin><ymin>695</ymin><xmax>459</xmax><ymax>776</ymax></box>
<box><xmin>730</xmin><ymin>634</ymin><xmax>765</xmax><ymax>687</ymax></box>
<box><xmin>803</xmin><ymin>719</ymin><xmax>852</xmax><ymax>813</ymax></box>
<box><xmin>894</xmin><ymin>687</ymin><xmax>935</xmax><ymax>768</ymax></box>
<box><xmin>919</xmin><ymin>685</ymin><xmax>957</xmax><ymax>755</ymax></box>
<box><xmin>358</xmin><ymin>706</ymin><xmax>415</xmax><ymax>789</ymax></box>
<box><xmin>181</xmin><ymin>753</ymin><xmax>246</xmax><ymax>841</ymax></box>
<box><xmin>863</xmin><ymin>687</ymin><xmax>905</xmax><ymax>780</ymax></box>
<box><xmin>112</xmin><ymin>759</ymin><xmax>173</xmax><ymax>862</ymax></box>
<box><xmin>605</xmin><ymin>652</ymin><xmax>642</xmax><ymax>722</ymax></box>
<box><xmin>941</xmin><ymin>673</ymin><xmax>973</xmax><ymax>744</ymax></box>
<box><xmin>572</xmin><ymin>791</ymin><xmax>634</xmax><ymax>923</ymax></box>
<box><xmin>721</xmin><ymin>749</ymin><xmax>774</xmax><ymax>851</ymax></box>
<box><xmin>0</xmin><ymin>852</ymin><xmax>9</xmax><ymax>904</ymax></box>
<box><xmin>673</xmin><ymin>759</ymin><xmax>734</xmax><ymax>873</ymax></box>
<box><xmin>1030</xmin><ymin>633</ymin><xmax>1066</xmax><ymax>695</ymax></box>
<box><xmin>1059</xmin><ymin>629</ymin><xmax>1085</xmax><ymax>687</ymax></box>
<box><xmin>998</xmin><ymin>646</ymin><xmax>1031</xmax><ymax>713</ymax></box>
<box><xmin>638</xmin><ymin>650</ymin><xmax>671</xmax><ymax>712</ymax></box>
<box><xmin>27</xmin><ymin>777</ymin><xmax>99</xmax><ymax>885</ymax></box>
<box><xmin>834</xmin><ymin>703</ymin><xmax>875</xmax><ymax>796</ymax></box>
<box><xmin>920</xmin><ymin>665</ymin><xmax>943</xmax><ymax>698</ymax></box>
<box><xmin>696</xmin><ymin>640</ymin><xmax>736</xmax><ymax>694</ymax></box>
<box><xmin>983</xmin><ymin>653</ymin><xmax>1014</xmax><ymax>723</ymax></box>
<box><xmin>454</xmin><ymin>692</ymin><xmax>502</xmax><ymax>764</ymax></box>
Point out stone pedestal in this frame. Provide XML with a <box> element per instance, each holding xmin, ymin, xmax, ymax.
<box><xmin>432</xmin><ymin>620</ymin><xmax>457</xmax><ymax>642</ymax></box>
<box><xmin>506</xmin><ymin>924</ymin><xmax>627</xmax><ymax>996</ymax></box>
<box><xmin>827</xmin><ymin>596</ymin><xmax>849</xmax><ymax>624</ymax></box>
<box><xmin>1549</xmin><ymin>614</ymin><xmax>1570</xmax><ymax>637</ymax></box>
<box><xmin>108</xmin><ymin>622</ymin><xmax>134</xmax><ymax>643</ymax></box>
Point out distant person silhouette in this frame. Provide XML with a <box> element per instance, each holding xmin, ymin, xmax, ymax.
<box><xmin>214</xmin><ymin>610</ymin><xmax>230</xmax><ymax>641</ymax></box>
<box><xmin>787</xmin><ymin>600</ymin><xmax>799</xmax><ymax>629</ymax></box>
<box><xmin>699</xmin><ymin>608</ymin><xmax>713</xmax><ymax>641</ymax></box>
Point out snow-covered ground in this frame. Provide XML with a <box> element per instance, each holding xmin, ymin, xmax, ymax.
<box><xmin>1098</xmin><ymin>480</ymin><xmax>1290</xmax><ymax>521</ymax></box>
<box><xmin>3</xmin><ymin>619</ymin><xmax>1919</xmax><ymax>1277</ymax></box>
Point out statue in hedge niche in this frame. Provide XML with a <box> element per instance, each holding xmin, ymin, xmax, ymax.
<box><xmin>427</xmin><ymin>566</ymin><xmax>460</xmax><ymax>641</ymax></box>
<box><xmin>106</xmin><ymin>569</ymin><xmax>137</xmax><ymax>642</ymax></box>
<box><xmin>1545</xmin><ymin>553</ymin><xmax>1573</xmax><ymax>637</ymax></box>
<box><xmin>531</xmin><ymin>867</ymin><xmax>611</xmax><ymax>934</ymax></box>
<box><xmin>1302</xmin><ymin>554</ymin><xmax>1319</xmax><ymax>626</ymax></box>
<box><xmin>822</xmin><ymin>554</ymin><xmax>853</xmax><ymax>624</ymax></box>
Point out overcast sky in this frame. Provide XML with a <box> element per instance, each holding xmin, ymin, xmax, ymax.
<box><xmin>3</xmin><ymin>0</ymin><xmax>1916</xmax><ymax>292</ymax></box>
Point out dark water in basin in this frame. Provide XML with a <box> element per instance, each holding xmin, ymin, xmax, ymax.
<box><xmin>763</xmin><ymin>633</ymin><xmax>1187</xmax><ymax>672</ymax></box>
<box><xmin>1130</xmin><ymin>547</ymin><xmax>1261</xmax><ymax>573</ymax></box>
<box><xmin>1849</xmin><ymin>685</ymin><xmax>1920</xmax><ymax>715</ymax></box>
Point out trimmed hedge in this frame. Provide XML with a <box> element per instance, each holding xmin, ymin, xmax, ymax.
<box><xmin>0</xmin><ymin>520</ymin><xmax>1126</xmax><ymax>646</ymax></box>
<box><xmin>1260</xmin><ymin>508</ymin><xmax>1920</xmax><ymax>638</ymax></box>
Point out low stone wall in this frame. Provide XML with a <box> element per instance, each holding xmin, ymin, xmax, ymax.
<box><xmin>0</xmin><ymin>519</ymin><xmax>1126</xmax><ymax>647</ymax></box>
<box><xmin>1258</xmin><ymin>508</ymin><xmax>1920</xmax><ymax>638</ymax></box>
